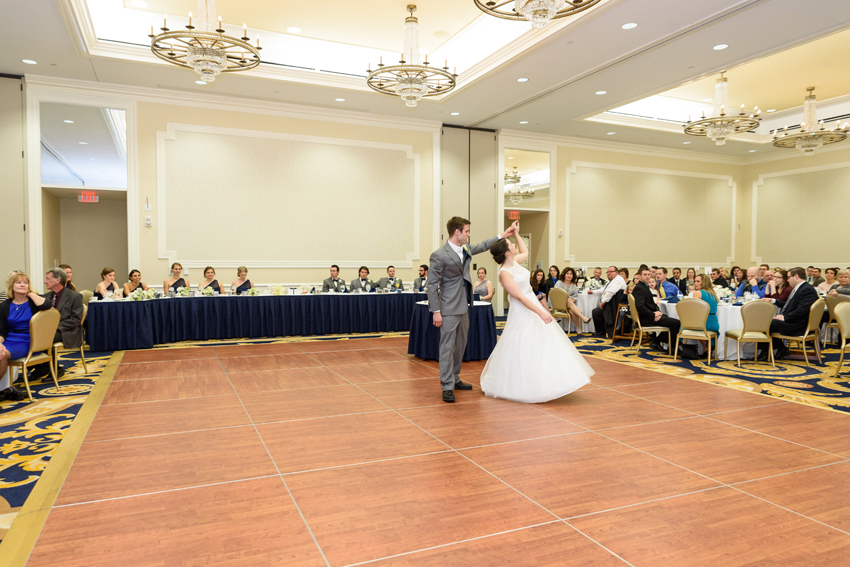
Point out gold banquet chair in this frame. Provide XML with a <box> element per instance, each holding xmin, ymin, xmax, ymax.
<box><xmin>673</xmin><ymin>298</ymin><xmax>718</xmax><ymax>363</ymax></box>
<box><xmin>9</xmin><ymin>309</ymin><xmax>61</xmax><ymax>402</ymax></box>
<box><xmin>627</xmin><ymin>293</ymin><xmax>671</xmax><ymax>354</ymax></box>
<box><xmin>53</xmin><ymin>304</ymin><xmax>88</xmax><ymax>376</ymax></box>
<box><xmin>724</xmin><ymin>300</ymin><xmax>775</xmax><ymax>368</ymax></box>
<box><xmin>832</xmin><ymin>302</ymin><xmax>850</xmax><ymax>378</ymax></box>
<box><xmin>823</xmin><ymin>295</ymin><xmax>850</xmax><ymax>349</ymax></box>
<box><xmin>80</xmin><ymin>289</ymin><xmax>94</xmax><ymax>306</ymax></box>
<box><xmin>548</xmin><ymin>288</ymin><xmax>573</xmax><ymax>334</ymax></box>
<box><xmin>770</xmin><ymin>298</ymin><xmax>825</xmax><ymax>367</ymax></box>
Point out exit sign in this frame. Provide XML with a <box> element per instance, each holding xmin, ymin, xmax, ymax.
<box><xmin>508</xmin><ymin>211</ymin><xmax>521</xmax><ymax>220</ymax></box>
<box><xmin>78</xmin><ymin>191</ymin><xmax>99</xmax><ymax>203</ymax></box>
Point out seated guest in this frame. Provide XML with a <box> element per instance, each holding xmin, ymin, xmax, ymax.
<box><xmin>58</xmin><ymin>264</ymin><xmax>76</xmax><ymax>291</ymax></box>
<box><xmin>669</xmin><ymin>267</ymin><xmax>687</xmax><ymax>295</ymax></box>
<box><xmin>322</xmin><ymin>265</ymin><xmax>346</xmax><ymax>293</ymax></box>
<box><xmin>632</xmin><ymin>266</ymin><xmax>681</xmax><ymax>351</ymax></box>
<box><xmin>555</xmin><ymin>267</ymin><xmax>591</xmax><ymax>330</ymax></box>
<box><xmin>730</xmin><ymin>266</ymin><xmax>744</xmax><ymax>288</ymax></box>
<box><xmin>474</xmin><ymin>268</ymin><xmax>494</xmax><ymax>302</ymax></box>
<box><xmin>198</xmin><ymin>266</ymin><xmax>221</xmax><ymax>294</ymax></box>
<box><xmin>761</xmin><ymin>267</ymin><xmax>818</xmax><ymax>360</ymax></box>
<box><xmin>765</xmin><ymin>269</ymin><xmax>791</xmax><ymax>302</ymax></box>
<box><xmin>94</xmin><ymin>267</ymin><xmax>123</xmax><ymax>300</ymax></box>
<box><xmin>719</xmin><ymin>267</ymin><xmax>730</xmax><ymax>281</ymax></box>
<box><xmin>412</xmin><ymin>264</ymin><xmax>428</xmax><ymax>290</ymax></box>
<box><xmin>350</xmin><ymin>266</ymin><xmax>374</xmax><ymax>292</ymax></box>
<box><xmin>828</xmin><ymin>269</ymin><xmax>850</xmax><ymax>296</ymax></box>
<box><xmin>543</xmin><ymin>265</ymin><xmax>558</xmax><ymax>289</ymax></box>
<box><xmin>808</xmin><ymin>267</ymin><xmax>825</xmax><ymax>287</ymax></box>
<box><xmin>37</xmin><ymin>268</ymin><xmax>84</xmax><ymax>379</ymax></box>
<box><xmin>378</xmin><ymin>266</ymin><xmax>404</xmax><ymax>290</ymax></box>
<box><xmin>656</xmin><ymin>268</ymin><xmax>679</xmax><ymax>299</ymax></box>
<box><xmin>735</xmin><ymin>267</ymin><xmax>766</xmax><ymax>298</ymax></box>
<box><xmin>164</xmin><ymin>262</ymin><xmax>189</xmax><ymax>293</ymax></box>
<box><xmin>685</xmin><ymin>268</ymin><xmax>697</xmax><ymax>292</ymax></box>
<box><xmin>0</xmin><ymin>271</ymin><xmax>20</xmax><ymax>302</ymax></box>
<box><xmin>591</xmin><ymin>266</ymin><xmax>627</xmax><ymax>338</ymax></box>
<box><xmin>530</xmin><ymin>269</ymin><xmax>548</xmax><ymax>302</ymax></box>
<box><xmin>819</xmin><ymin>267</ymin><xmax>839</xmax><ymax>293</ymax></box>
<box><xmin>690</xmin><ymin>273</ymin><xmax>719</xmax><ymax>356</ymax></box>
<box><xmin>0</xmin><ymin>271</ymin><xmax>50</xmax><ymax>399</ymax></box>
<box><xmin>231</xmin><ymin>266</ymin><xmax>253</xmax><ymax>294</ymax></box>
<box><xmin>123</xmin><ymin>270</ymin><xmax>150</xmax><ymax>296</ymax></box>
<box><xmin>648</xmin><ymin>278</ymin><xmax>660</xmax><ymax>303</ymax></box>
<box><xmin>711</xmin><ymin>268</ymin><xmax>729</xmax><ymax>289</ymax></box>
<box><xmin>650</xmin><ymin>266</ymin><xmax>658</xmax><ymax>281</ymax></box>
<box><xmin>758</xmin><ymin>264</ymin><xmax>771</xmax><ymax>286</ymax></box>
<box><xmin>591</xmin><ymin>267</ymin><xmax>606</xmax><ymax>285</ymax></box>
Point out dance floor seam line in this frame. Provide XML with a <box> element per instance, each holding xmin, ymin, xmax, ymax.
<box><xmin>563</xmin><ymin>485</ymin><xmax>727</xmax><ymax>521</ymax></box>
<box><xmin>728</xmin><ymin>459</ymin><xmax>850</xmax><ymax>488</ymax></box>
<box><xmin>103</xmin><ymin>393</ymin><xmax>235</xmax><ymax>406</ymax></box>
<box><xmin>279</xmin><ymin>450</ymin><xmax>457</xmax><ymax>477</ymax></box>
<box><xmin>726</xmin><ymin>484</ymin><xmax>850</xmax><ymax>537</ymax></box>
<box><xmin>81</xmin><ymin>423</ymin><xmax>256</xmax><ymax>444</ymax></box>
<box><xmin>562</xmin><ymin>520</ymin><xmax>639</xmax><ymax>567</ymax></box>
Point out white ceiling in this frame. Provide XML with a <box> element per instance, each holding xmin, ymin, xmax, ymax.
<box><xmin>3</xmin><ymin>0</ymin><xmax>850</xmax><ymax>159</ymax></box>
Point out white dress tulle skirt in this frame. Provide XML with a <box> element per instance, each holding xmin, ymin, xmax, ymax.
<box><xmin>480</xmin><ymin>264</ymin><xmax>594</xmax><ymax>403</ymax></box>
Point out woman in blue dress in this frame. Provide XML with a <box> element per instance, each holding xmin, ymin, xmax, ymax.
<box><xmin>123</xmin><ymin>269</ymin><xmax>150</xmax><ymax>297</ymax></box>
<box><xmin>94</xmin><ymin>267</ymin><xmax>123</xmax><ymax>300</ymax></box>
<box><xmin>163</xmin><ymin>262</ymin><xmax>190</xmax><ymax>294</ymax></box>
<box><xmin>231</xmin><ymin>266</ymin><xmax>253</xmax><ymax>295</ymax></box>
<box><xmin>0</xmin><ymin>272</ymin><xmax>50</xmax><ymax>400</ymax></box>
<box><xmin>198</xmin><ymin>266</ymin><xmax>222</xmax><ymax>294</ymax></box>
<box><xmin>691</xmin><ymin>273</ymin><xmax>719</xmax><ymax>357</ymax></box>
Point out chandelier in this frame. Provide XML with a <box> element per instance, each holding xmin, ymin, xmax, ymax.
<box><xmin>772</xmin><ymin>88</ymin><xmax>848</xmax><ymax>156</ymax></box>
<box><xmin>367</xmin><ymin>5</ymin><xmax>457</xmax><ymax>107</ymax></box>
<box><xmin>149</xmin><ymin>0</ymin><xmax>261</xmax><ymax>83</ymax></box>
<box><xmin>474</xmin><ymin>0</ymin><xmax>602</xmax><ymax>29</ymax></box>
<box><xmin>504</xmin><ymin>168</ymin><xmax>534</xmax><ymax>204</ymax></box>
<box><xmin>684</xmin><ymin>73</ymin><xmax>760</xmax><ymax>145</ymax></box>
<box><xmin>504</xmin><ymin>167</ymin><xmax>522</xmax><ymax>184</ymax></box>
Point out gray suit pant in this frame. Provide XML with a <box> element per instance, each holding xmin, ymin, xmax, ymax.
<box><xmin>438</xmin><ymin>313</ymin><xmax>469</xmax><ymax>391</ymax></box>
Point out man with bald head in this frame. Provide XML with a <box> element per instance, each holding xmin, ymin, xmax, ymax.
<box><xmin>735</xmin><ymin>267</ymin><xmax>766</xmax><ymax>298</ymax></box>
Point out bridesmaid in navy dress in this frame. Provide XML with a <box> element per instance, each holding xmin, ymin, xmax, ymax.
<box><xmin>0</xmin><ymin>272</ymin><xmax>49</xmax><ymax>398</ymax></box>
<box><xmin>163</xmin><ymin>262</ymin><xmax>190</xmax><ymax>294</ymax></box>
<box><xmin>123</xmin><ymin>270</ymin><xmax>150</xmax><ymax>297</ymax></box>
<box><xmin>94</xmin><ymin>267</ymin><xmax>123</xmax><ymax>300</ymax></box>
<box><xmin>198</xmin><ymin>266</ymin><xmax>222</xmax><ymax>294</ymax></box>
<box><xmin>231</xmin><ymin>266</ymin><xmax>253</xmax><ymax>295</ymax></box>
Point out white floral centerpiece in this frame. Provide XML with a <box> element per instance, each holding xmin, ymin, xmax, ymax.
<box><xmin>271</xmin><ymin>285</ymin><xmax>286</xmax><ymax>296</ymax></box>
<box><xmin>245</xmin><ymin>287</ymin><xmax>260</xmax><ymax>296</ymax></box>
<box><xmin>585</xmin><ymin>278</ymin><xmax>602</xmax><ymax>291</ymax></box>
<box><xmin>175</xmin><ymin>286</ymin><xmax>191</xmax><ymax>297</ymax></box>
<box><xmin>130</xmin><ymin>288</ymin><xmax>157</xmax><ymax>301</ymax></box>
<box><xmin>199</xmin><ymin>286</ymin><xmax>215</xmax><ymax>297</ymax></box>
<box><xmin>716</xmin><ymin>286</ymin><xmax>733</xmax><ymax>300</ymax></box>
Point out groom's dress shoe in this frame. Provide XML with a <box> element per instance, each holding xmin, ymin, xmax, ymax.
<box><xmin>454</xmin><ymin>380</ymin><xmax>473</xmax><ymax>390</ymax></box>
<box><xmin>442</xmin><ymin>390</ymin><xmax>456</xmax><ymax>403</ymax></box>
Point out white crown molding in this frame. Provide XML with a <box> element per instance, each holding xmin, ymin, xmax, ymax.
<box><xmin>751</xmin><ymin>160</ymin><xmax>850</xmax><ymax>265</ymax></box>
<box><xmin>565</xmin><ymin>161</ymin><xmax>736</xmax><ymax>266</ymax></box>
<box><xmin>156</xmin><ymin>123</ymin><xmax>421</xmax><ymax>269</ymax></box>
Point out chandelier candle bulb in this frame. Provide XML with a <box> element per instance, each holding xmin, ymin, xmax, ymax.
<box><xmin>243</xmin><ymin>23</ymin><xmax>247</xmax><ymax>37</ymax></box>
<box><xmin>188</xmin><ymin>12</ymin><xmax>192</xmax><ymax>28</ymax></box>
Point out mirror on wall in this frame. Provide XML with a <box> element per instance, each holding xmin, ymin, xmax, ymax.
<box><xmin>503</xmin><ymin>148</ymin><xmax>549</xmax><ymax>211</ymax></box>
<box><xmin>40</xmin><ymin>102</ymin><xmax>127</xmax><ymax>189</ymax></box>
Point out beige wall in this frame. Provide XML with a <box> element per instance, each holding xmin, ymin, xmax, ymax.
<box><xmin>59</xmin><ymin>198</ymin><xmax>128</xmax><ymax>291</ymax></box>
<box><xmin>41</xmin><ymin>190</ymin><xmax>61</xmax><ymax>274</ymax></box>
<box><xmin>0</xmin><ymin>77</ymin><xmax>26</xmax><ymax>279</ymax></box>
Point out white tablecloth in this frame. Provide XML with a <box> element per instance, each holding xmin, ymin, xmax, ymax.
<box><xmin>659</xmin><ymin>301</ymin><xmax>759</xmax><ymax>360</ymax></box>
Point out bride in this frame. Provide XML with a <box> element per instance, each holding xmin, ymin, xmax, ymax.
<box><xmin>480</xmin><ymin>223</ymin><xmax>594</xmax><ymax>403</ymax></box>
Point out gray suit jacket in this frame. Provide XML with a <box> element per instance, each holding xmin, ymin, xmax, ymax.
<box><xmin>322</xmin><ymin>277</ymin><xmax>346</xmax><ymax>292</ymax></box>
<box><xmin>413</xmin><ymin>277</ymin><xmax>427</xmax><ymax>290</ymax></box>
<box><xmin>349</xmin><ymin>278</ymin><xmax>374</xmax><ymax>292</ymax></box>
<box><xmin>427</xmin><ymin>237</ymin><xmax>498</xmax><ymax>316</ymax></box>
<box><xmin>41</xmin><ymin>287</ymin><xmax>84</xmax><ymax>348</ymax></box>
<box><xmin>378</xmin><ymin>277</ymin><xmax>404</xmax><ymax>290</ymax></box>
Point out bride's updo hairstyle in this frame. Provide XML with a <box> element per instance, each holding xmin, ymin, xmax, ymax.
<box><xmin>490</xmin><ymin>239</ymin><xmax>510</xmax><ymax>265</ymax></box>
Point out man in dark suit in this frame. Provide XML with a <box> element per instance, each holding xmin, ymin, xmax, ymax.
<box><xmin>760</xmin><ymin>266</ymin><xmax>818</xmax><ymax>360</ymax></box>
<box><xmin>669</xmin><ymin>267</ymin><xmax>687</xmax><ymax>296</ymax></box>
<box><xmin>33</xmin><ymin>267</ymin><xmax>83</xmax><ymax>378</ymax></box>
<box><xmin>710</xmin><ymin>268</ymin><xmax>729</xmax><ymax>289</ymax></box>
<box><xmin>632</xmin><ymin>266</ymin><xmax>681</xmax><ymax>351</ymax></box>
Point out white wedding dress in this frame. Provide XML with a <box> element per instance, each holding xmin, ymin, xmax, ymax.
<box><xmin>481</xmin><ymin>263</ymin><xmax>594</xmax><ymax>403</ymax></box>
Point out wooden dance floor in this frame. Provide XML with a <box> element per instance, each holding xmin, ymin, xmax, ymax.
<box><xmin>22</xmin><ymin>337</ymin><xmax>850</xmax><ymax>566</ymax></box>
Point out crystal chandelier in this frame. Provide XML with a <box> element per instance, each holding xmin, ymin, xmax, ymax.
<box><xmin>149</xmin><ymin>0</ymin><xmax>261</xmax><ymax>83</ymax></box>
<box><xmin>474</xmin><ymin>0</ymin><xmax>602</xmax><ymax>29</ymax></box>
<box><xmin>504</xmin><ymin>168</ymin><xmax>535</xmax><ymax>204</ymax></box>
<box><xmin>367</xmin><ymin>6</ymin><xmax>457</xmax><ymax>107</ymax></box>
<box><xmin>683</xmin><ymin>73</ymin><xmax>761</xmax><ymax>145</ymax></box>
<box><xmin>504</xmin><ymin>167</ymin><xmax>522</xmax><ymax>184</ymax></box>
<box><xmin>772</xmin><ymin>87</ymin><xmax>848</xmax><ymax>156</ymax></box>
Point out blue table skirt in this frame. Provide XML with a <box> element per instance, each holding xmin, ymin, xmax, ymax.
<box><xmin>87</xmin><ymin>293</ymin><xmax>423</xmax><ymax>351</ymax></box>
<box><xmin>407</xmin><ymin>302</ymin><xmax>497</xmax><ymax>361</ymax></box>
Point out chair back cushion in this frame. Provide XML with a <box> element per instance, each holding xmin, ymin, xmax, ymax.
<box><xmin>29</xmin><ymin>308</ymin><xmax>61</xmax><ymax>353</ymax></box>
<box><xmin>806</xmin><ymin>298</ymin><xmax>826</xmax><ymax>334</ymax></box>
<box><xmin>676</xmin><ymin>298</ymin><xmax>709</xmax><ymax>331</ymax></box>
<box><xmin>825</xmin><ymin>294</ymin><xmax>850</xmax><ymax>318</ymax></box>
<box><xmin>80</xmin><ymin>290</ymin><xmax>94</xmax><ymax>305</ymax></box>
<box><xmin>740</xmin><ymin>301</ymin><xmax>775</xmax><ymax>334</ymax></box>
<box><xmin>627</xmin><ymin>293</ymin><xmax>641</xmax><ymax>330</ymax></box>
<box><xmin>835</xmin><ymin>302</ymin><xmax>850</xmax><ymax>341</ymax></box>
<box><xmin>548</xmin><ymin>287</ymin><xmax>569</xmax><ymax>312</ymax></box>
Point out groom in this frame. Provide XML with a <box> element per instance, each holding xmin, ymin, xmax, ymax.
<box><xmin>427</xmin><ymin>217</ymin><xmax>516</xmax><ymax>403</ymax></box>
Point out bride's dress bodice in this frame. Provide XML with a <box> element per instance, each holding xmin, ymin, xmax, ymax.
<box><xmin>500</xmin><ymin>263</ymin><xmax>537</xmax><ymax>305</ymax></box>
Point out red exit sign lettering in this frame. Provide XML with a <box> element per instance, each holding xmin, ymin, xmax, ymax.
<box><xmin>78</xmin><ymin>191</ymin><xmax>99</xmax><ymax>203</ymax></box>
<box><xmin>508</xmin><ymin>211</ymin><xmax>521</xmax><ymax>220</ymax></box>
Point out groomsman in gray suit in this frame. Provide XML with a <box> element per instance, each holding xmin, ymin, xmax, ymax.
<box><xmin>428</xmin><ymin>217</ymin><xmax>516</xmax><ymax>403</ymax></box>
<box><xmin>378</xmin><ymin>266</ymin><xmax>404</xmax><ymax>290</ymax></box>
<box><xmin>349</xmin><ymin>266</ymin><xmax>374</xmax><ymax>292</ymax></box>
<box><xmin>413</xmin><ymin>265</ymin><xmax>428</xmax><ymax>290</ymax></box>
<box><xmin>321</xmin><ymin>265</ymin><xmax>346</xmax><ymax>292</ymax></box>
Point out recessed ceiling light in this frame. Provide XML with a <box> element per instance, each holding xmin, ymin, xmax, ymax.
<box><xmin>508</xmin><ymin>156</ymin><xmax>514</xmax><ymax>159</ymax></box>
<box><xmin>621</xmin><ymin>22</ymin><xmax>638</xmax><ymax>29</ymax></box>
<box><xmin>606</xmin><ymin>132</ymin><xmax>616</xmax><ymax>135</ymax></box>
<box><xmin>450</xmin><ymin>112</ymin><xmax>459</xmax><ymax>115</ymax></box>
<box><xmin>749</xmin><ymin>149</ymin><xmax>757</xmax><ymax>153</ymax></box>
<box><xmin>287</xmin><ymin>27</ymin><xmax>301</xmax><ymax>34</ymax></box>
<box><xmin>79</xmin><ymin>142</ymin><xmax>88</xmax><ymax>145</ymax></box>
<box><xmin>64</xmin><ymin>120</ymin><xmax>74</xmax><ymax>123</ymax></box>
<box><xmin>195</xmin><ymin>80</ymin><xmax>207</xmax><ymax>85</ymax></box>
<box><xmin>130</xmin><ymin>0</ymin><xmax>148</xmax><ymax>7</ymax></box>
<box><xmin>683</xmin><ymin>141</ymin><xmax>691</xmax><ymax>145</ymax></box>
<box><xmin>519</xmin><ymin>121</ymin><xmax>528</xmax><ymax>124</ymax></box>
<box><xmin>595</xmin><ymin>91</ymin><xmax>607</xmax><ymax>95</ymax></box>
<box><xmin>91</xmin><ymin>158</ymin><xmax>97</xmax><ymax>160</ymax></box>
<box><xmin>335</xmin><ymin>98</ymin><xmax>346</xmax><ymax>102</ymax></box>
<box><xmin>702</xmin><ymin>98</ymin><xmax>713</xmax><ymax>102</ymax></box>
<box><xmin>713</xmin><ymin>44</ymin><xmax>728</xmax><ymax>50</ymax></box>
<box><xmin>516</xmin><ymin>77</ymin><xmax>528</xmax><ymax>82</ymax></box>
<box><xmin>21</xmin><ymin>59</ymin><xmax>37</xmax><ymax>65</ymax></box>
<box><xmin>767</xmin><ymin>109</ymin><xmax>776</xmax><ymax>113</ymax></box>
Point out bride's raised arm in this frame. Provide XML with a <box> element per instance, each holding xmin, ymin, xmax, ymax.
<box><xmin>512</xmin><ymin>226</ymin><xmax>529</xmax><ymax>266</ymax></box>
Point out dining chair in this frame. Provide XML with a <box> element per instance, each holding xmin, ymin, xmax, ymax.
<box><xmin>52</xmin><ymin>304</ymin><xmax>88</xmax><ymax>376</ymax></box>
<box><xmin>627</xmin><ymin>293</ymin><xmax>671</xmax><ymax>354</ymax></box>
<box><xmin>724</xmin><ymin>301</ymin><xmax>775</xmax><ymax>368</ymax></box>
<box><xmin>770</xmin><ymin>298</ymin><xmax>825</xmax><ymax>367</ymax></box>
<box><xmin>548</xmin><ymin>288</ymin><xmax>572</xmax><ymax>334</ymax></box>
<box><xmin>823</xmin><ymin>295</ymin><xmax>850</xmax><ymax>349</ymax></box>
<box><xmin>673</xmin><ymin>298</ymin><xmax>717</xmax><ymax>363</ymax></box>
<box><xmin>832</xmin><ymin>302</ymin><xmax>850</xmax><ymax>378</ymax></box>
<box><xmin>8</xmin><ymin>309</ymin><xmax>61</xmax><ymax>402</ymax></box>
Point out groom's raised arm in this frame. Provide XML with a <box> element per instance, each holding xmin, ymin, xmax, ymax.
<box><xmin>426</xmin><ymin>251</ymin><xmax>442</xmax><ymax>313</ymax></box>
